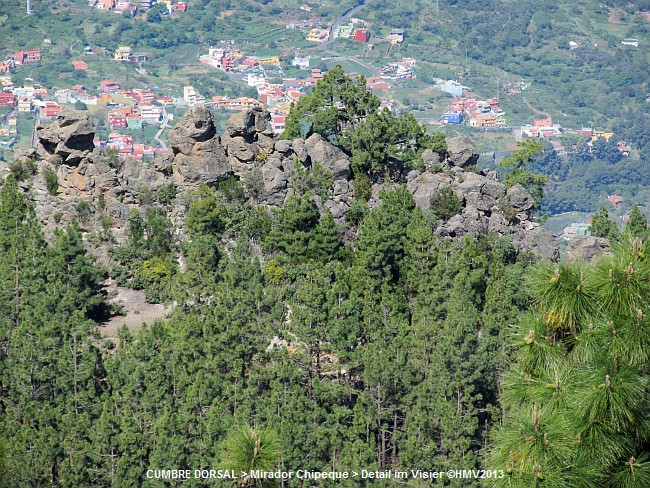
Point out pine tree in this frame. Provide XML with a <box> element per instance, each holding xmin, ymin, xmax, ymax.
<box><xmin>220</xmin><ymin>425</ymin><xmax>280</xmax><ymax>487</ymax></box>
<box><xmin>625</xmin><ymin>206</ymin><xmax>648</xmax><ymax>240</ymax></box>
<box><xmin>589</xmin><ymin>207</ymin><xmax>620</xmax><ymax>240</ymax></box>
<box><xmin>487</xmin><ymin>241</ymin><xmax>650</xmax><ymax>487</ymax></box>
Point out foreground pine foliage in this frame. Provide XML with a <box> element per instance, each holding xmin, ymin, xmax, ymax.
<box><xmin>487</xmin><ymin>239</ymin><xmax>650</xmax><ymax>487</ymax></box>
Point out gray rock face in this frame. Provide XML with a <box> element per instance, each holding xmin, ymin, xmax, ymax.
<box><xmin>292</xmin><ymin>138</ymin><xmax>308</xmax><ymax>163</ymax></box>
<box><xmin>507</xmin><ymin>184</ymin><xmax>535</xmax><ymax>211</ymax></box>
<box><xmin>226</xmin><ymin>107</ymin><xmax>270</xmax><ymax>138</ymax></box>
<box><xmin>274</xmin><ymin>139</ymin><xmax>292</xmax><ymax>155</ymax></box>
<box><xmin>446</xmin><ymin>135</ymin><xmax>479</xmax><ymax>168</ymax></box>
<box><xmin>167</xmin><ymin>107</ymin><xmax>231</xmax><ymax>185</ymax></box>
<box><xmin>168</xmin><ymin>106</ymin><xmax>216</xmax><ymax>152</ymax></box>
<box><xmin>304</xmin><ymin>133</ymin><xmax>351</xmax><ymax>180</ymax></box>
<box><xmin>514</xmin><ymin>226</ymin><xmax>560</xmax><ymax>262</ymax></box>
<box><xmin>37</xmin><ymin>109</ymin><xmax>95</xmax><ymax>165</ymax></box>
<box><xmin>421</xmin><ymin>148</ymin><xmax>444</xmax><ymax>168</ymax></box>
<box><xmin>406</xmin><ymin>172</ymin><xmax>452</xmax><ymax>211</ymax></box>
<box><xmin>565</xmin><ymin>236</ymin><xmax>612</xmax><ymax>263</ymax></box>
<box><xmin>260</xmin><ymin>158</ymin><xmax>290</xmax><ymax>206</ymax></box>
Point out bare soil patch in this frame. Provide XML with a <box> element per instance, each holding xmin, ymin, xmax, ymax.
<box><xmin>98</xmin><ymin>284</ymin><xmax>172</xmax><ymax>338</ymax></box>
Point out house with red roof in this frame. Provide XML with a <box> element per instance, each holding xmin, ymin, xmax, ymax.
<box><xmin>0</xmin><ymin>92</ymin><xmax>15</xmax><ymax>106</ymax></box>
<box><xmin>607</xmin><ymin>194</ymin><xmax>623</xmax><ymax>209</ymax></box>
<box><xmin>353</xmin><ymin>29</ymin><xmax>370</xmax><ymax>43</ymax></box>
<box><xmin>172</xmin><ymin>2</ymin><xmax>188</xmax><ymax>12</ymax></box>
<box><xmin>72</xmin><ymin>60</ymin><xmax>88</xmax><ymax>71</ymax></box>
<box><xmin>534</xmin><ymin>116</ymin><xmax>553</xmax><ymax>128</ymax></box>
<box><xmin>96</xmin><ymin>0</ymin><xmax>115</xmax><ymax>10</ymax></box>
<box><xmin>42</xmin><ymin>102</ymin><xmax>62</xmax><ymax>119</ymax></box>
<box><xmin>108</xmin><ymin>112</ymin><xmax>128</xmax><ymax>128</ymax></box>
<box><xmin>15</xmin><ymin>50</ymin><xmax>41</xmax><ymax>64</ymax></box>
<box><xmin>366</xmin><ymin>77</ymin><xmax>389</xmax><ymax>91</ymax></box>
<box><xmin>99</xmin><ymin>80</ymin><xmax>121</xmax><ymax>93</ymax></box>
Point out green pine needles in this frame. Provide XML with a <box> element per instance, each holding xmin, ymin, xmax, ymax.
<box><xmin>220</xmin><ymin>425</ymin><xmax>281</xmax><ymax>487</ymax></box>
<box><xmin>487</xmin><ymin>239</ymin><xmax>650</xmax><ymax>487</ymax></box>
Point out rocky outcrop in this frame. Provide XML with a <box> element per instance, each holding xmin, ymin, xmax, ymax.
<box><xmin>406</xmin><ymin>171</ymin><xmax>452</xmax><ymax>211</ymax></box>
<box><xmin>30</xmin><ymin>107</ymin><xmax>355</xmax><ymax>235</ymax></box>
<box><xmin>565</xmin><ymin>236</ymin><xmax>612</xmax><ymax>263</ymax></box>
<box><xmin>217</xmin><ymin>107</ymin><xmax>354</xmax><ymax>213</ymax></box>
<box><xmin>165</xmin><ymin>106</ymin><xmax>231</xmax><ymax>186</ymax></box>
<box><xmin>446</xmin><ymin>135</ymin><xmax>479</xmax><ymax>168</ymax></box>
<box><xmin>304</xmin><ymin>133</ymin><xmax>351</xmax><ymax>180</ymax></box>
<box><xmin>29</xmin><ymin>106</ymin><xmax>557</xmax><ymax>261</ymax></box>
<box><xmin>37</xmin><ymin>109</ymin><xmax>95</xmax><ymax>165</ymax></box>
<box><xmin>402</xmin><ymin>145</ymin><xmax>557</xmax><ymax>260</ymax></box>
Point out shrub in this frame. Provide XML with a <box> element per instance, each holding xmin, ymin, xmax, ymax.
<box><xmin>430</xmin><ymin>186</ymin><xmax>462</xmax><ymax>221</ymax></box>
<box><xmin>44</xmin><ymin>169</ymin><xmax>58</xmax><ymax>196</ymax></box>
<box><xmin>9</xmin><ymin>159</ymin><xmax>37</xmax><ymax>181</ymax></box>
<box><xmin>157</xmin><ymin>183</ymin><xmax>177</xmax><ymax>205</ymax></box>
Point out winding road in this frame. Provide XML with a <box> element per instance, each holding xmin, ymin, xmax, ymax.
<box><xmin>522</xmin><ymin>97</ymin><xmax>550</xmax><ymax>118</ymax></box>
<box><xmin>154</xmin><ymin>107</ymin><xmax>169</xmax><ymax>150</ymax></box>
<box><xmin>321</xmin><ymin>0</ymin><xmax>378</xmax><ymax>48</ymax></box>
<box><xmin>317</xmin><ymin>0</ymin><xmax>380</xmax><ymax>75</ymax></box>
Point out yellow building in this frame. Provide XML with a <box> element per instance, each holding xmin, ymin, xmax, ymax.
<box><xmin>592</xmin><ymin>131</ymin><xmax>614</xmax><ymax>142</ymax></box>
<box><xmin>258</xmin><ymin>56</ymin><xmax>280</xmax><ymax>66</ymax></box>
<box><xmin>114</xmin><ymin>46</ymin><xmax>131</xmax><ymax>61</ymax></box>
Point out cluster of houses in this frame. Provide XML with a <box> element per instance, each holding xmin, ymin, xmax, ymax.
<box><xmin>520</xmin><ymin>117</ymin><xmax>562</xmax><ymax>139</ymax></box>
<box><xmin>1</xmin><ymin>49</ymin><xmax>42</xmax><ymax>73</ymax></box>
<box><xmin>199</xmin><ymin>47</ymin><xmax>280</xmax><ymax>73</ymax></box>
<box><xmin>440</xmin><ymin>97</ymin><xmax>505</xmax><ymax>127</ymax></box>
<box><xmin>199</xmin><ymin>46</ymin><xmax>332</xmax><ymax>133</ymax></box>
<box><xmin>0</xmin><ymin>78</ymin><xmax>64</xmax><ymax>116</ymax></box>
<box><xmin>0</xmin><ymin>74</ymin><xmax>174</xmax><ymax>159</ymax></box>
<box><xmin>331</xmin><ymin>18</ymin><xmax>370</xmax><ymax>44</ymax></box>
<box><xmin>517</xmin><ymin>117</ymin><xmax>632</xmax><ymax>160</ymax></box>
<box><xmin>88</xmin><ymin>0</ymin><xmax>188</xmax><ymax>16</ymax></box>
<box><xmin>379</xmin><ymin>58</ymin><xmax>416</xmax><ymax>81</ymax></box>
<box><xmin>98</xmin><ymin>132</ymin><xmax>160</xmax><ymax>160</ymax></box>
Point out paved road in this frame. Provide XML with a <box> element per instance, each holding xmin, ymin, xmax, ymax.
<box><xmin>31</xmin><ymin>108</ymin><xmax>41</xmax><ymax>149</ymax></box>
<box><xmin>154</xmin><ymin>107</ymin><xmax>169</xmax><ymax>150</ymax></box>
<box><xmin>317</xmin><ymin>0</ymin><xmax>380</xmax><ymax>75</ymax></box>
<box><xmin>321</xmin><ymin>0</ymin><xmax>378</xmax><ymax>49</ymax></box>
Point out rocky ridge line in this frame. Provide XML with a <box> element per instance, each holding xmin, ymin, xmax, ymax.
<box><xmin>18</xmin><ymin>107</ymin><xmax>558</xmax><ymax>260</ymax></box>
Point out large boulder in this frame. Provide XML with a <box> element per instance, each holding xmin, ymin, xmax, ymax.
<box><xmin>513</xmin><ymin>225</ymin><xmax>560</xmax><ymax>261</ymax></box>
<box><xmin>172</xmin><ymin>140</ymin><xmax>231</xmax><ymax>186</ymax></box>
<box><xmin>406</xmin><ymin>171</ymin><xmax>452</xmax><ymax>211</ymax></box>
<box><xmin>259</xmin><ymin>158</ymin><xmax>290</xmax><ymax>206</ymax></box>
<box><xmin>446</xmin><ymin>135</ymin><xmax>479</xmax><ymax>168</ymax></box>
<box><xmin>225</xmin><ymin>107</ymin><xmax>270</xmax><ymax>138</ymax></box>
<box><xmin>507</xmin><ymin>184</ymin><xmax>535</xmax><ymax>211</ymax></box>
<box><xmin>167</xmin><ymin>106</ymin><xmax>216</xmax><ymax>154</ymax></box>
<box><xmin>453</xmin><ymin>172</ymin><xmax>488</xmax><ymax>199</ymax></box>
<box><xmin>436</xmin><ymin>205</ymin><xmax>489</xmax><ymax>237</ymax></box>
<box><xmin>37</xmin><ymin>109</ymin><xmax>95</xmax><ymax>165</ymax></box>
<box><xmin>167</xmin><ymin>106</ymin><xmax>231</xmax><ymax>185</ymax></box>
<box><xmin>565</xmin><ymin>236</ymin><xmax>612</xmax><ymax>263</ymax></box>
<box><xmin>304</xmin><ymin>133</ymin><xmax>351</xmax><ymax>180</ymax></box>
<box><xmin>119</xmin><ymin>157</ymin><xmax>167</xmax><ymax>191</ymax></box>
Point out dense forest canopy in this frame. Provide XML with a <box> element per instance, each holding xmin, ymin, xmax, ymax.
<box><xmin>0</xmin><ymin>144</ymin><xmax>648</xmax><ymax>486</ymax></box>
<box><xmin>0</xmin><ymin>1</ymin><xmax>648</xmax><ymax>485</ymax></box>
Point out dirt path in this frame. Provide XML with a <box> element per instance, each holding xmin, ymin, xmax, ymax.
<box><xmin>98</xmin><ymin>285</ymin><xmax>172</xmax><ymax>338</ymax></box>
<box><xmin>522</xmin><ymin>97</ymin><xmax>550</xmax><ymax>117</ymax></box>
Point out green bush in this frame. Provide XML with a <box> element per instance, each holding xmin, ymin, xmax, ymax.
<box><xmin>9</xmin><ymin>159</ymin><xmax>37</xmax><ymax>181</ymax></box>
<box><xmin>430</xmin><ymin>185</ymin><xmax>462</xmax><ymax>221</ymax></box>
<box><xmin>44</xmin><ymin>169</ymin><xmax>58</xmax><ymax>196</ymax></box>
